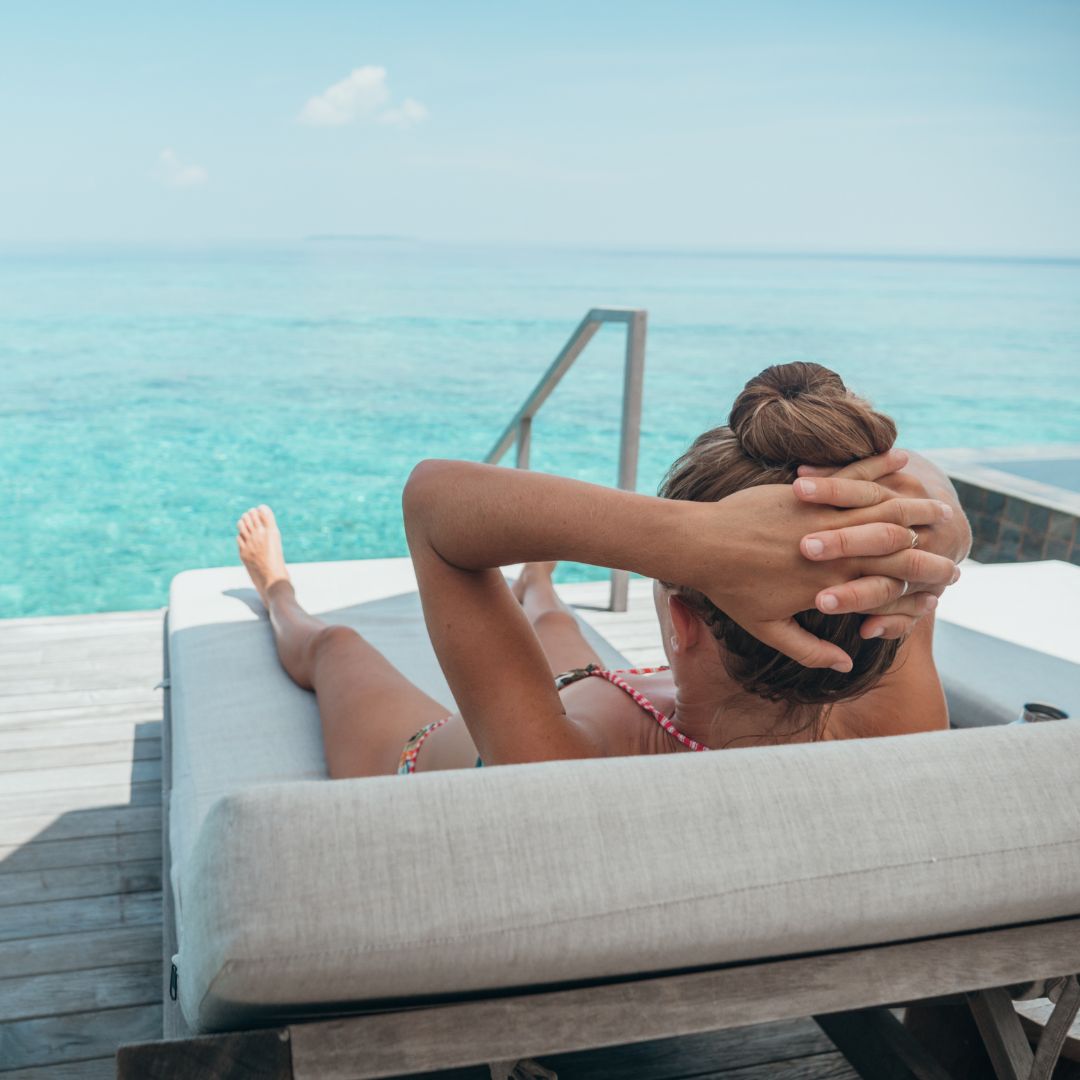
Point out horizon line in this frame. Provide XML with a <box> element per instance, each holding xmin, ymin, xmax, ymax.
<box><xmin>1</xmin><ymin>236</ymin><xmax>1079</xmax><ymax>265</ymax></box>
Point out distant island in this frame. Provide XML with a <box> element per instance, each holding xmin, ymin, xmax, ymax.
<box><xmin>304</xmin><ymin>234</ymin><xmax>416</xmax><ymax>244</ymax></box>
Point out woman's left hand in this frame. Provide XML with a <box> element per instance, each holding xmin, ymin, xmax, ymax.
<box><xmin>792</xmin><ymin>448</ymin><xmax>968</xmax><ymax>639</ymax></box>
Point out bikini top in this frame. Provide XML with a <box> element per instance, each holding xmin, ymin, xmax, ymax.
<box><xmin>554</xmin><ymin>664</ymin><xmax>712</xmax><ymax>753</ymax></box>
<box><xmin>398</xmin><ymin>662</ymin><xmax>709</xmax><ymax>776</ymax></box>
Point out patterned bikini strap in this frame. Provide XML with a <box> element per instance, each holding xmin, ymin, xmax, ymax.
<box><xmin>555</xmin><ymin>663</ymin><xmax>709</xmax><ymax>753</ymax></box>
<box><xmin>553</xmin><ymin>663</ymin><xmax>670</xmax><ymax>689</ymax></box>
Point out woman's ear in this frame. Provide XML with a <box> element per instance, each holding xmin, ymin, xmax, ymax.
<box><xmin>666</xmin><ymin>595</ymin><xmax>703</xmax><ymax>654</ymax></box>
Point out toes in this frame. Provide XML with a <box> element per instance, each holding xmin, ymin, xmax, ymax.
<box><xmin>256</xmin><ymin>504</ymin><xmax>276</xmax><ymax>529</ymax></box>
<box><xmin>237</xmin><ymin>509</ymin><xmax>260</xmax><ymax>538</ymax></box>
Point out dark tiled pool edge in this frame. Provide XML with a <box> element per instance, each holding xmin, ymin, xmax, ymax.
<box><xmin>952</xmin><ymin>478</ymin><xmax>1079</xmax><ymax>564</ymax></box>
<box><xmin>927</xmin><ymin>446</ymin><xmax>1080</xmax><ymax>566</ymax></box>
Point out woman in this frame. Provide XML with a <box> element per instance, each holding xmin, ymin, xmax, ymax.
<box><xmin>235</xmin><ymin>363</ymin><xmax>969</xmax><ymax>777</ymax></box>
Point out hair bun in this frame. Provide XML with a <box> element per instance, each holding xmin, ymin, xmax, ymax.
<box><xmin>729</xmin><ymin>361</ymin><xmax>896</xmax><ymax>468</ymax></box>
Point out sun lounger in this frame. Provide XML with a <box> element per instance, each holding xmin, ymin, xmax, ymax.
<box><xmin>935</xmin><ymin>560</ymin><xmax>1080</xmax><ymax>727</ymax></box>
<box><xmin>119</xmin><ymin>558</ymin><xmax>1080</xmax><ymax>1079</ymax></box>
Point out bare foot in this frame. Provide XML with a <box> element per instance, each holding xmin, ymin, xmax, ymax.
<box><xmin>511</xmin><ymin>561</ymin><xmax>558</xmax><ymax>604</ymax></box>
<box><xmin>236</xmin><ymin>505</ymin><xmax>290</xmax><ymax>605</ymax></box>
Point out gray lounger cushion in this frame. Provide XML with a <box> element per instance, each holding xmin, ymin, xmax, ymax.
<box><xmin>166</xmin><ymin>559</ymin><xmax>626</xmax><ymax>933</ymax></box>
<box><xmin>934</xmin><ymin>560</ymin><xmax>1080</xmax><ymax>726</ymax></box>
<box><xmin>168</xmin><ymin>560</ymin><xmax>1080</xmax><ymax>1034</ymax></box>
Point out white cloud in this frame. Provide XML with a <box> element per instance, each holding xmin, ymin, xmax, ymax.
<box><xmin>378</xmin><ymin>97</ymin><xmax>428</xmax><ymax>129</ymax></box>
<box><xmin>157</xmin><ymin>148</ymin><xmax>208</xmax><ymax>188</ymax></box>
<box><xmin>298</xmin><ymin>66</ymin><xmax>427</xmax><ymax>129</ymax></box>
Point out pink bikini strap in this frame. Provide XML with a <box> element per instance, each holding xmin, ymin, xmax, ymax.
<box><xmin>586</xmin><ymin>666</ymin><xmax>711</xmax><ymax>753</ymax></box>
<box><xmin>401</xmin><ymin>663</ymin><xmax>710</xmax><ymax>775</ymax></box>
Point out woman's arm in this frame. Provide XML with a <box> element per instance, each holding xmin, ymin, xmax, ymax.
<box><xmin>403</xmin><ymin>460</ymin><xmax>956</xmax><ymax>764</ymax></box>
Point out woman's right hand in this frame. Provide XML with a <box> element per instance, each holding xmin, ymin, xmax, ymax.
<box><xmin>685</xmin><ymin>469</ymin><xmax>958</xmax><ymax>671</ymax></box>
<box><xmin>791</xmin><ymin>448</ymin><xmax>969</xmax><ymax>639</ymax></box>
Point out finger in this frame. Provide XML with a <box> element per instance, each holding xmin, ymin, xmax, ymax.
<box><xmin>802</xmin><ymin>522</ymin><xmax>920</xmax><ymax>560</ymax></box>
<box><xmin>860</xmin><ymin>614</ymin><xmax>919</xmax><ymax>640</ymax></box>
<box><xmin>830</xmin><ymin>448</ymin><xmax>909</xmax><ymax>482</ymax></box>
<box><xmin>796</xmin><ymin>464</ymin><xmax>838</xmax><ymax>478</ymax></box>
<box><xmin>862</xmin><ymin>550</ymin><xmax>960</xmax><ymax>588</ymax></box>
<box><xmin>855</xmin><ymin>497</ymin><xmax>953</xmax><ymax>529</ymax></box>
<box><xmin>816</xmin><ymin>575</ymin><xmax>907</xmax><ymax>615</ymax></box>
<box><xmin>794</xmin><ymin>476</ymin><xmax>887</xmax><ymax>508</ymax></box>
<box><xmin>749</xmin><ymin>618</ymin><xmax>853</xmax><ymax>673</ymax></box>
<box><xmin>866</xmin><ymin>593</ymin><xmax>938</xmax><ymax>617</ymax></box>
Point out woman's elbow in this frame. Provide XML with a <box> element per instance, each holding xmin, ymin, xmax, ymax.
<box><xmin>402</xmin><ymin>459</ymin><xmax>456</xmax><ymax>530</ymax></box>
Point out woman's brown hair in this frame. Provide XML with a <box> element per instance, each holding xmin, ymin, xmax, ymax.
<box><xmin>658</xmin><ymin>361</ymin><xmax>900</xmax><ymax>734</ymax></box>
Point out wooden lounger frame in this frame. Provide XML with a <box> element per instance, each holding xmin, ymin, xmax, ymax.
<box><xmin>123</xmin><ymin>617</ymin><xmax>1079</xmax><ymax>1080</ymax></box>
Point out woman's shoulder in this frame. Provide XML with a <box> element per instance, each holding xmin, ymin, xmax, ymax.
<box><xmin>560</xmin><ymin>667</ymin><xmax>677</xmax><ymax>755</ymax></box>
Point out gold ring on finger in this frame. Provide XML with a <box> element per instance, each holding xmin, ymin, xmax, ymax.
<box><xmin>909</xmin><ymin>528</ymin><xmax>919</xmax><ymax>549</ymax></box>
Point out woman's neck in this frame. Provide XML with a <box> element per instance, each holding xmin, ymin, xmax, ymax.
<box><xmin>670</xmin><ymin>677</ymin><xmax>822</xmax><ymax>750</ymax></box>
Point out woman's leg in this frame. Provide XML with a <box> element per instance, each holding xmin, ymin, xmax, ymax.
<box><xmin>512</xmin><ymin>562</ymin><xmax>604</xmax><ymax>675</ymax></box>
<box><xmin>237</xmin><ymin>506</ymin><xmax>454</xmax><ymax>778</ymax></box>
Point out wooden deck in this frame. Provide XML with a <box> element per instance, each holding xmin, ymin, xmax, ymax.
<box><xmin>0</xmin><ymin>580</ymin><xmax>863</xmax><ymax>1077</ymax></box>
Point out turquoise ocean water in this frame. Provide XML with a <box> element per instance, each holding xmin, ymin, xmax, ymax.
<box><xmin>2</xmin><ymin>243</ymin><xmax>1079</xmax><ymax>618</ymax></box>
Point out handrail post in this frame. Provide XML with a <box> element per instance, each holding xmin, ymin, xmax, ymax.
<box><xmin>484</xmin><ymin>307</ymin><xmax>648</xmax><ymax>614</ymax></box>
<box><xmin>609</xmin><ymin>310</ymin><xmax>647</xmax><ymax>612</ymax></box>
<box><xmin>515</xmin><ymin>417</ymin><xmax>532</xmax><ymax>471</ymax></box>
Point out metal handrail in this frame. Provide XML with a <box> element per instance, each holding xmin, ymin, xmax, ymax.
<box><xmin>484</xmin><ymin>307</ymin><xmax>647</xmax><ymax>612</ymax></box>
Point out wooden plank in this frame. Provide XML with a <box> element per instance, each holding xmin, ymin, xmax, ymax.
<box><xmin>0</xmin><ymin>719</ymin><xmax>161</xmax><ymax>753</ymax></box>
<box><xmin>0</xmin><ymin>708</ymin><xmax>163</xmax><ymax>735</ymax></box>
<box><xmin>115</xmin><ymin>1041</ymin><xmax>855</xmax><ymax>1080</ymax></box>
<box><xmin>0</xmin><ymin>829</ymin><xmax>160</xmax><ymax>874</ymax></box>
<box><xmin>0</xmin><ymin>667</ymin><xmax>161</xmax><ymax>695</ymax></box>
<box><xmin>0</xmin><ymin>961</ymin><xmax>161</xmax><ymax>1022</ymax></box>
<box><xmin>0</xmin><ymin>608</ymin><xmax>162</xmax><ymax>631</ymax></box>
<box><xmin>0</xmin><ymin>629</ymin><xmax>159</xmax><ymax>654</ymax></box>
<box><xmin>0</xmin><ymin>646</ymin><xmax>158</xmax><ymax>671</ymax></box>
<box><xmin>0</xmin><ymin>1056</ymin><xmax>119</xmax><ymax>1078</ymax></box>
<box><xmin>0</xmin><ymin>651</ymin><xmax>158</xmax><ymax>673</ymax></box>
<box><xmin>0</xmin><ymin>687</ymin><xmax>159</xmax><ymax>716</ymax></box>
<box><xmin>1016</xmin><ymin>997</ymin><xmax>1080</xmax><ymax>1063</ymax></box>
<box><xmin>0</xmin><ymin>618</ymin><xmax>159</xmax><ymax>638</ymax></box>
<box><xmin>966</xmin><ymin>988</ymin><xmax>1034</xmax><ymax>1079</ymax></box>
<box><xmin>0</xmin><ymin>639</ymin><xmax>158</xmax><ymax>662</ymax></box>
<box><xmin>0</xmin><ymin>890</ymin><xmax>161</xmax><ymax>943</ymax></box>
<box><xmin>0</xmin><ymin>758</ymin><xmax>161</xmax><ymax>796</ymax></box>
<box><xmin>0</xmin><ymin>779</ymin><xmax>160</xmax><ymax>818</ymax></box>
<box><xmin>0</xmin><ymin>924</ymin><xmax>161</xmax><ymax>978</ymax></box>
<box><xmin>696</xmin><ymin>1055</ymin><xmax>858</xmax><ymax>1079</ymax></box>
<box><xmin>814</xmin><ymin>1008</ymin><xmax>952</xmax><ymax>1079</ymax></box>
<box><xmin>0</xmin><ymin>803</ymin><xmax>161</xmax><ymax>847</ymax></box>
<box><xmin>0</xmin><ymin>1002</ymin><xmax>162</xmax><ymax>1070</ymax></box>
<box><xmin>0</xmin><ymin>701</ymin><xmax>162</xmax><ymax>725</ymax></box>
<box><xmin>0</xmin><ymin>739</ymin><xmax>160</xmax><ymax>774</ymax></box>
<box><xmin>0</xmin><ymin>858</ymin><xmax>161</xmax><ymax>907</ymax></box>
<box><xmin>116</xmin><ymin>1026</ymin><xmax>293</xmax><ymax>1080</ymax></box>
<box><xmin>0</xmin><ymin>614</ymin><xmax>162</xmax><ymax>642</ymax></box>
<box><xmin>276</xmin><ymin>916</ymin><xmax>1080</xmax><ymax>1079</ymax></box>
<box><xmin>538</xmin><ymin>1018</ymin><xmax>834</xmax><ymax>1078</ymax></box>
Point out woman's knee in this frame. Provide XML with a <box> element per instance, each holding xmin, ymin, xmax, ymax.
<box><xmin>309</xmin><ymin>624</ymin><xmax>362</xmax><ymax>673</ymax></box>
<box><xmin>531</xmin><ymin>607</ymin><xmax>579</xmax><ymax>637</ymax></box>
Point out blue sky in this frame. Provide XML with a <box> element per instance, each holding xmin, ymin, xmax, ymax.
<box><xmin>2</xmin><ymin>1</ymin><xmax>1078</xmax><ymax>254</ymax></box>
